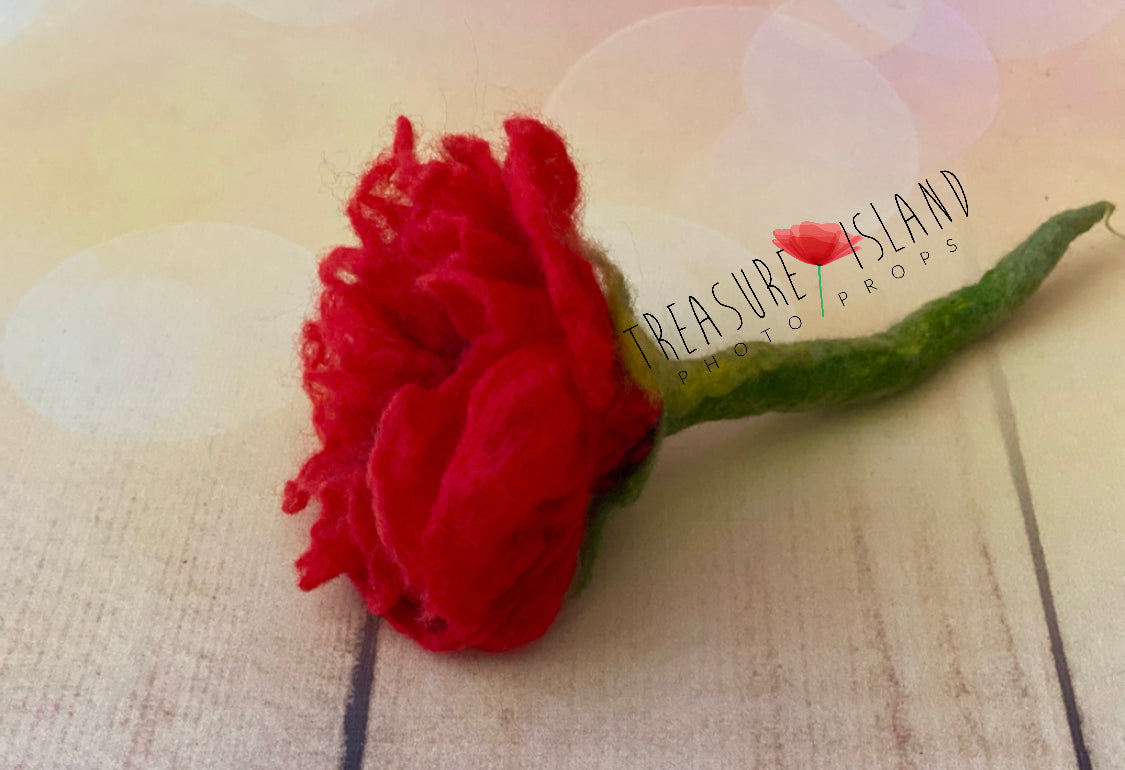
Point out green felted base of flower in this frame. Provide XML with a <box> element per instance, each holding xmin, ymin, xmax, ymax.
<box><xmin>571</xmin><ymin>417</ymin><xmax>667</xmax><ymax>596</ymax></box>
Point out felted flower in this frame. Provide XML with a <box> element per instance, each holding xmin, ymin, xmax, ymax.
<box><xmin>282</xmin><ymin>115</ymin><xmax>1111</xmax><ymax>656</ymax></box>
<box><xmin>771</xmin><ymin>221</ymin><xmax>862</xmax><ymax>267</ymax></box>
<box><xmin>282</xmin><ymin>116</ymin><xmax>662</xmax><ymax>652</ymax></box>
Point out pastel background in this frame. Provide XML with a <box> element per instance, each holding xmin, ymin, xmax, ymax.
<box><xmin>2</xmin><ymin>1</ymin><xmax>1124</xmax><ymax>767</ymax></box>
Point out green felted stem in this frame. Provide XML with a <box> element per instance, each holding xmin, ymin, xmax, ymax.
<box><xmin>571</xmin><ymin>201</ymin><xmax>1114</xmax><ymax>596</ymax></box>
<box><xmin>660</xmin><ymin>201</ymin><xmax>1116</xmax><ymax>436</ymax></box>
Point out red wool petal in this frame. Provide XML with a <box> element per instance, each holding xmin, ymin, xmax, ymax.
<box><xmin>472</xmin><ymin>506</ymin><xmax>586</xmax><ymax>651</ymax></box>
<box><xmin>419</xmin><ymin>345</ymin><xmax>594</xmax><ymax>640</ymax></box>
<box><xmin>502</xmin><ymin>118</ymin><xmax>620</xmax><ymax>413</ymax></box>
<box><xmin>419</xmin><ymin>268</ymin><xmax>559</xmax><ymax>344</ymax></box>
<box><xmin>368</xmin><ymin>371</ymin><xmax>476</xmax><ymax>585</ymax></box>
<box><xmin>450</xmin><ymin>224</ymin><xmax>543</xmax><ymax>287</ymax></box>
<box><xmin>295</xmin><ymin>487</ymin><xmax>365</xmax><ymax>590</ymax></box>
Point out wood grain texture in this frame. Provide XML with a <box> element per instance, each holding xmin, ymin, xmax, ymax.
<box><xmin>2</xmin><ymin>3</ymin><xmax>1124</xmax><ymax>768</ymax></box>
<box><xmin>0</xmin><ymin>392</ymin><xmax>364</xmax><ymax>769</ymax></box>
<box><xmin>991</xmin><ymin>231</ymin><xmax>1125</xmax><ymax>770</ymax></box>
<box><xmin>362</xmin><ymin>348</ymin><xmax>1073</xmax><ymax>769</ymax></box>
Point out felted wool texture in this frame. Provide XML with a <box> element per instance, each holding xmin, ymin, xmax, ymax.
<box><xmin>661</xmin><ymin>201</ymin><xmax>1115</xmax><ymax>434</ymax></box>
<box><xmin>283</xmin><ymin>116</ymin><xmax>662</xmax><ymax>653</ymax></box>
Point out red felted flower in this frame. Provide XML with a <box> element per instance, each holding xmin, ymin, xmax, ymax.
<box><xmin>771</xmin><ymin>221</ymin><xmax>862</xmax><ymax>267</ymax></box>
<box><xmin>282</xmin><ymin>116</ymin><xmax>662</xmax><ymax>652</ymax></box>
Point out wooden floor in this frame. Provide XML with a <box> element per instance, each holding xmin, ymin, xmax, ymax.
<box><xmin>3</xmin><ymin>2</ymin><xmax>1125</xmax><ymax>768</ymax></box>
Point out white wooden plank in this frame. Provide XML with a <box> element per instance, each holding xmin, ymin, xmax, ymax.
<box><xmin>0</xmin><ymin>391</ymin><xmax>363</xmax><ymax>769</ymax></box>
<box><xmin>993</xmin><ymin>228</ymin><xmax>1125</xmax><ymax>769</ymax></box>
<box><xmin>363</xmin><ymin>348</ymin><xmax>1073</xmax><ymax>769</ymax></box>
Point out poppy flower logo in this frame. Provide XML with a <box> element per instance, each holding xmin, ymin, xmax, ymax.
<box><xmin>772</xmin><ymin>222</ymin><xmax>862</xmax><ymax>316</ymax></box>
